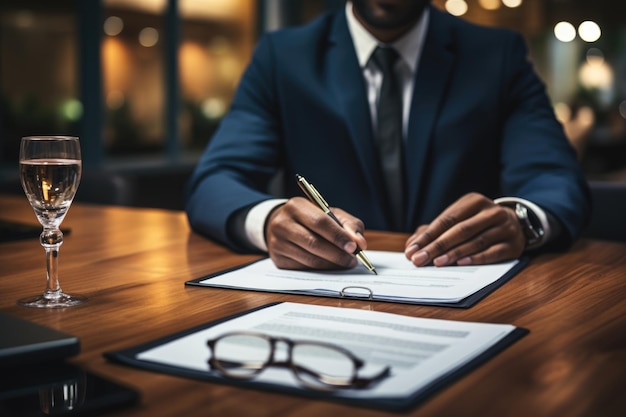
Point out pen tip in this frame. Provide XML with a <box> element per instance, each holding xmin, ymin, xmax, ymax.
<box><xmin>372</xmin><ymin>269</ymin><xmax>378</xmax><ymax>275</ymax></box>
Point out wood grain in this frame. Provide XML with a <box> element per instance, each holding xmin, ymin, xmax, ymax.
<box><xmin>1</xmin><ymin>194</ymin><xmax>625</xmax><ymax>417</ymax></box>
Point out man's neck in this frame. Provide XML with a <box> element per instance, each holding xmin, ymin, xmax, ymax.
<box><xmin>353</xmin><ymin>15</ymin><xmax>418</xmax><ymax>43</ymax></box>
<box><xmin>349</xmin><ymin>1</ymin><xmax>426</xmax><ymax>43</ymax></box>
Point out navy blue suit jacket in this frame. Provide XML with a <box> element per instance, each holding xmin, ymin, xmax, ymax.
<box><xmin>186</xmin><ymin>6</ymin><xmax>590</xmax><ymax>251</ymax></box>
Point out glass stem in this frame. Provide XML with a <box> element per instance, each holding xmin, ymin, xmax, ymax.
<box><xmin>41</xmin><ymin>227</ymin><xmax>64</xmax><ymax>299</ymax></box>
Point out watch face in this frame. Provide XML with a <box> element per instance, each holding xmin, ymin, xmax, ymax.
<box><xmin>515</xmin><ymin>203</ymin><xmax>544</xmax><ymax>247</ymax></box>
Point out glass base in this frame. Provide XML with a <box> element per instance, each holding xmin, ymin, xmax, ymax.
<box><xmin>18</xmin><ymin>292</ymin><xmax>87</xmax><ymax>308</ymax></box>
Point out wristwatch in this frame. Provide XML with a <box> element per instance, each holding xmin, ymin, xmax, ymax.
<box><xmin>513</xmin><ymin>203</ymin><xmax>545</xmax><ymax>249</ymax></box>
<box><xmin>494</xmin><ymin>198</ymin><xmax>549</xmax><ymax>250</ymax></box>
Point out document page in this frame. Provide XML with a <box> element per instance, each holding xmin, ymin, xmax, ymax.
<box><xmin>137</xmin><ymin>302</ymin><xmax>519</xmax><ymax>400</ymax></box>
<box><xmin>196</xmin><ymin>251</ymin><xmax>520</xmax><ymax>303</ymax></box>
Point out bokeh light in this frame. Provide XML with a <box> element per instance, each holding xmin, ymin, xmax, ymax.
<box><xmin>554</xmin><ymin>21</ymin><xmax>576</xmax><ymax>42</ymax></box>
<box><xmin>60</xmin><ymin>99</ymin><xmax>83</xmax><ymax>121</ymax></box>
<box><xmin>578</xmin><ymin>21</ymin><xmax>601</xmax><ymax>43</ymax></box>
<box><xmin>139</xmin><ymin>27</ymin><xmax>159</xmax><ymax>47</ymax></box>
<box><xmin>15</xmin><ymin>11</ymin><xmax>35</xmax><ymax>29</ymax></box>
<box><xmin>202</xmin><ymin>98</ymin><xmax>227</xmax><ymax>120</ymax></box>
<box><xmin>445</xmin><ymin>0</ymin><xmax>468</xmax><ymax>16</ymax></box>
<box><xmin>579</xmin><ymin>53</ymin><xmax>613</xmax><ymax>89</ymax></box>
<box><xmin>502</xmin><ymin>0</ymin><xmax>523</xmax><ymax>7</ymax></box>
<box><xmin>479</xmin><ymin>0</ymin><xmax>501</xmax><ymax>10</ymax></box>
<box><xmin>104</xmin><ymin>16</ymin><xmax>123</xmax><ymax>36</ymax></box>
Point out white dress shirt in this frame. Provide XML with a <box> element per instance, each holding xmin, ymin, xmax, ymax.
<box><xmin>346</xmin><ymin>1</ymin><xmax>429</xmax><ymax>137</ymax></box>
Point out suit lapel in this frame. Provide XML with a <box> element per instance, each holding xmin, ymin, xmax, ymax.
<box><xmin>326</xmin><ymin>8</ymin><xmax>457</xmax><ymax>231</ymax></box>
<box><xmin>405</xmin><ymin>8</ymin><xmax>455</xmax><ymax>229</ymax></box>
<box><xmin>327</xmin><ymin>13</ymin><xmax>388</xmax><ymax>217</ymax></box>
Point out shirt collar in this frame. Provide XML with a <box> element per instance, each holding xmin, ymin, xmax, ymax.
<box><xmin>345</xmin><ymin>1</ymin><xmax>429</xmax><ymax>74</ymax></box>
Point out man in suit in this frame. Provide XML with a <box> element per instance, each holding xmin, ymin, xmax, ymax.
<box><xmin>186</xmin><ymin>0</ymin><xmax>590</xmax><ymax>270</ymax></box>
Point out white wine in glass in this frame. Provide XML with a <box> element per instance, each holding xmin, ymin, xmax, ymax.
<box><xmin>19</xmin><ymin>136</ymin><xmax>86</xmax><ymax>308</ymax></box>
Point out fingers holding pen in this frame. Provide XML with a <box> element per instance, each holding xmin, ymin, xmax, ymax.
<box><xmin>265</xmin><ymin>197</ymin><xmax>359</xmax><ymax>270</ymax></box>
<box><xmin>332</xmin><ymin>207</ymin><xmax>368</xmax><ymax>251</ymax></box>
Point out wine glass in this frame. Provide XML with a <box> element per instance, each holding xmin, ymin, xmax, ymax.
<box><xmin>18</xmin><ymin>136</ymin><xmax>86</xmax><ymax>308</ymax></box>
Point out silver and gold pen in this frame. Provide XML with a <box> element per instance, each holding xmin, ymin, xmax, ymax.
<box><xmin>296</xmin><ymin>174</ymin><xmax>377</xmax><ymax>275</ymax></box>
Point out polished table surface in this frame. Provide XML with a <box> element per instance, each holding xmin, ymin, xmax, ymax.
<box><xmin>1</xmin><ymin>194</ymin><xmax>625</xmax><ymax>417</ymax></box>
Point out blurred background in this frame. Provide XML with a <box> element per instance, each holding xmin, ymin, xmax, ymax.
<box><xmin>1</xmin><ymin>0</ymin><xmax>625</xmax><ymax>210</ymax></box>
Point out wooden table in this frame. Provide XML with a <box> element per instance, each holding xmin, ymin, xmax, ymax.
<box><xmin>1</xmin><ymin>194</ymin><xmax>625</xmax><ymax>417</ymax></box>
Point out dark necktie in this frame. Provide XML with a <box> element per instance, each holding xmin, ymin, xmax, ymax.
<box><xmin>371</xmin><ymin>46</ymin><xmax>405</xmax><ymax>231</ymax></box>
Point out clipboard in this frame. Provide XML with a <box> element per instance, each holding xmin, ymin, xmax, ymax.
<box><xmin>104</xmin><ymin>302</ymin><xmax>529</xmax><ymax>412</ymax></box>
<box><xmin>185</xmin><ymin>256</ymin><xmax>529</xmax><ymax>308</ymax></box>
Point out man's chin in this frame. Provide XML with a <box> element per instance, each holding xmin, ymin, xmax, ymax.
<box><xmin>352</xmin><ymin>0</ymin><xmax>428</xmax><ymax>31</ymax></box>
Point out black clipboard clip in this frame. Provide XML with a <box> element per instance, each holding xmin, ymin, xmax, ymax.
<box><xmin>339</xmin><ymin>286</ymin><xmax>373</xmax><ymax>300</ymax></box>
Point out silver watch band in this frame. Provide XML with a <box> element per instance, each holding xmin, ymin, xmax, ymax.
<box><xmin>494</xmin><ymin>197</ymin><xmax>551</xmax><ymax>250</ymax></box>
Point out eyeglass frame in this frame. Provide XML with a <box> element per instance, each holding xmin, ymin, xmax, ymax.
<box><xmin>206</xmin><ymin>330</ymin><xmax>391</xmax><ymax>390</ymax></box>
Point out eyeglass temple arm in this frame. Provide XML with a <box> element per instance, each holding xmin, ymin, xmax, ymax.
<box><xmin>351</xmin><ymin>365</ymin><xmax>392</xmax><ymax>388</ymax></box>
<box><xmin>293</xmin><ymin>363</ymin><xmax>392</xmax><ymax>389</ymax></box>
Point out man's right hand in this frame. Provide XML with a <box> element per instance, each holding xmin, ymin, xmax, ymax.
<box><xmin>265</xmin><ymin>197</ymin><xmax>368</xmax><ymax>271</ymax></box>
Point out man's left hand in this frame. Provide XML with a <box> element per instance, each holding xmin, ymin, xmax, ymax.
<box><xmin>404</xmin><ymin>193</ymin><xmax>525</xmax><ymax>267</ymax></box>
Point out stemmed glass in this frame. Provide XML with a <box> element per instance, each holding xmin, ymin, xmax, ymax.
<box><xmin>18</xmin><ymin>136</ymin><xmax>86</xmax><ymax>308</ymax></box>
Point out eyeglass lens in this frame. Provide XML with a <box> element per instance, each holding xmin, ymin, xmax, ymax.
<box><xmin>291</xmin><ymin>343</ymin><xmax>356</xmax><ymax>387</ymax></box>
<box><xmin>210</xmin><ymin>333</ymin><xmax>358</xmax><ymax>388</ymax></box>
<box><xmin>212</xmin><ymin>333</ymin><xmax>272</xmax><ymax>378</ymax></box>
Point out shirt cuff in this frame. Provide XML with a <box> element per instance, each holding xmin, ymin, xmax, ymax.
<box><xmin>493</xmin><ymin>197</ymin><xmax>552</xmax><ymax>248</ymax></box>
<box><xmin>244</xmin><ymin>198</ymin><xmax>288</xmax><ymax>252</ymax></box>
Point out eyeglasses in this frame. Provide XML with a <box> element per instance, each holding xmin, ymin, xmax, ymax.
<box><xmin>206</xmin><ymin>331</ymin><xmax>391</xmax><ymax>391</ymax></box>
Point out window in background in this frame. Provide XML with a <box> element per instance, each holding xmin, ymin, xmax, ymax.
<box><xmin>103</xmin><ymin>0</ymin><xmax>167</xmax><ymax>157</ymax></box>
<box><xmin>0</xmin><ymin>0</ymin><xmax>80</xmax><ymax>166</ymax></box>
<box><xmin>100</xmin><ymin>0</ymin><xmax>256</xmax><ymax>159</ymax></box>
<box><xmin>178</xmin><ymin>0</ymin><xmax>256</xmax><ymax>152</ymax></box>
<box><xmin>0</xmin><ymin>0</ymin><xmax>257</xmax><ymax>208</ymax></box>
